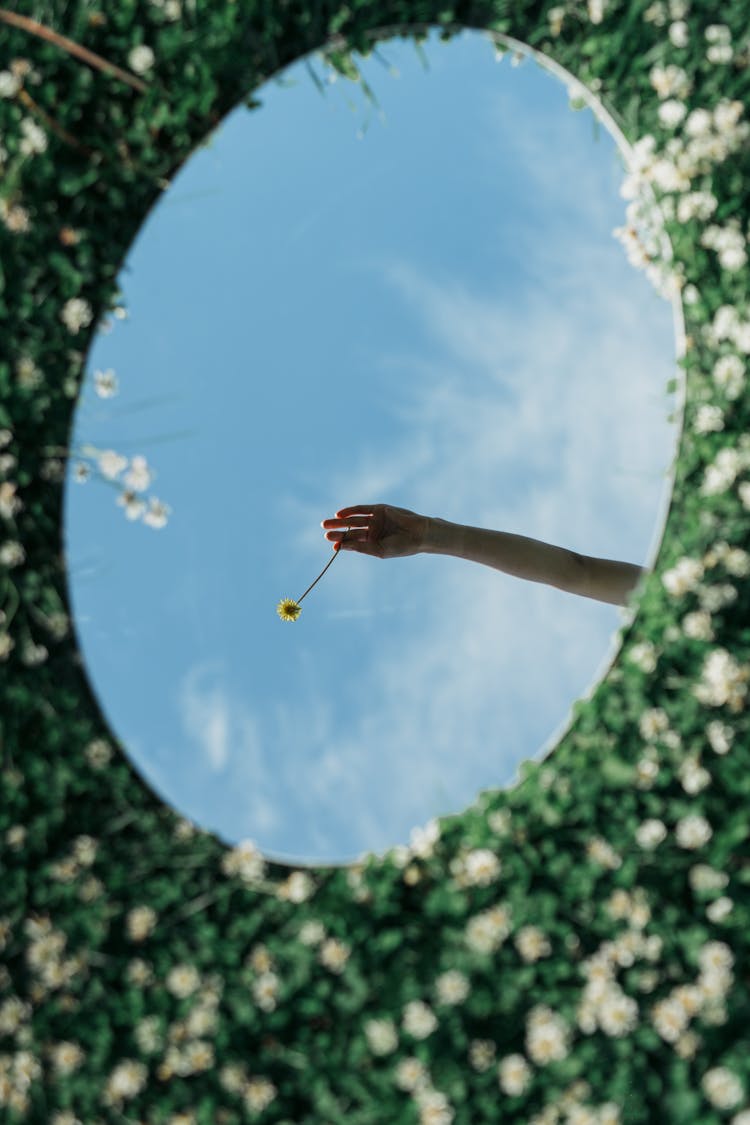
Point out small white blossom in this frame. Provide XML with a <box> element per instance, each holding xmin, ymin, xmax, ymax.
<box><xmin>675</xmin><ymin>814</ymin><xmax>713</xmax><ymax>850</ymax></box>
<box><xmin>142</xmin><ymin>497</ymin><xmax>171</xmax><ymax>528</ymax></box>
<box><xmin>635</xmin><ymin>819</ymin><xmax>667</xmax><ymax>849</ymax></box>
<box><xmin>166</xmin><ymin>963</ymin><xmax>200</xmax><ymax>998</ymax></box>
<box><xmin>128</xmin><ymin>45</ymin><xmax>155</xmax><ymax>75</ymax></box>
<box><xmin>693</xmin><ymin>403</ymin><xmax>724</xmax><ymax>433</ymax></box>
<box><xmin>706</xmin><ymin>896</ymin><xmax>733</xmax><ymax>923</ymax></box>
<box><xmin>94</xmin><ymin>368</ymin><xmax>119</xmax><ymax>397</ymax></box>
<box><xmin>364</xmin><ymin>1017</ymin><xmax>398</xmax><ymax>1055</ymax></box>
<box><xmin>19</xmin><ymin>117</ymin><xmax>48</xmax><ymax>156</ymax></box>
<box><xmin>0</xmin><ymin>70</ymin><xmax>21</xmax><ymax>97</ymax></box>
<box><xmin>402</xmin><ymin>998</ymin><xmax>438</xmax><ymax>1039</ymax></box>
<box><xmin>498</xmin><ymin>1053</ymin><xmax>532</xmax><ymax>1096</ymax></box>
<box><xmin>123</xmin><ymin>455</ymin><xmax>152</xmax><ymax>492</ymax></box>
<box><xmin>701</xmin><ymin>1066</ymin><xmax>744</xmax><ymax>1110</ymax></box>
<box><xmin>61</xmin><ymin>298</ymin><xmax>93</xmax><ymax>334</ymax></box>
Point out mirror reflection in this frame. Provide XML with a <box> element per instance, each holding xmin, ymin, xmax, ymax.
<box><xmin>63</xmin><ymin>28</ymin><xmax>681</xmax><ymax>867</ymax></box>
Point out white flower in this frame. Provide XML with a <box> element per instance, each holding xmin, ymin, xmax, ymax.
<box><xmin>648</xmin><ymin>63</ymin><xmax>692</xmax><ymax>101</ymax></box>
<box><xmin>713</xmin><ymin>98</ymin><xmax>743</xmax><ymax>132</ymax></box>
<box><xmin>364</xmin><ymin>1017</ymin><xmax>398</xmax><ymax>1055</ymax></box>
<box><xmin>96</xmin><ymin>449</ymin><xmax>128</xmax><ymax>479</ymax></box>
<box><xmin>498</xmin><ymin>1053</ymin><xmax>532</xmax><ymax>1096</ymax></box>
<box><xmin>658</xmin><ymin>98</ymin><xmax>687</xmax><ymax>128</ymax></box>
<box><xmin>0</xmin><ymin>70</ymin><xmax>21</xmax><ymax>97</ymax></box>
<box><xmin>402</xmin><ymin>999</ymin><xmax>438</xmax><ymax>1039</ymax></box>
<box><xmin>515</xmin><ymin>926</ymin><xmax>552</xmax><ymax>962</ymax></box>
<box><xmin>682</xmin><ymin>609</ymin><xmax>714</xmax><ymax>641</ymax></box>
<box><xmin>61</xmin><ymin>298</ymin><xmax>93</xmax><ymax>334</ymax></box>
<box><xmin>635</xmin><ymin>819</ymin><xmax>667</xmax><ymax>848</ymax></box>
<box><xmin>692</xmin><ymin>648</ymin><xmax>750</xmax><ymax>710</ymax></box>
<box><xmin>0</xmin><ymin>541</ymin><xmax>25</xmax><ymax>568</ymax></box>
<box><xmin>639</xmin><ymin>707</ymin><xmax>669</xmax><ymax>740</ymax></box>
<box><xmin>661</xmin><ymin>556</ymin><xmax>704</xmax><ymax>596</ymax></box>
<box><xmin>464</xmin><ymin>848</ymin><xmax>501</xmax><ymax>886</ymax></box>
<box><xmin>693</xmin><ymin>403</ymin><xmax>724</xmax><ymax>433</ymax></box>
<box><xmin>724</xmin><ymin>547</ymin><xmax>750</xmax><ymax>576</ymax></box>
<box><xmin>625</xmin><ymin>641</ymin><xmax>657</xmax><ymax>673</ymax></box>
<box><xmin>395</xmin><ymin>1056</ymin><xmax>428</xmax><ymax>1092</ymax></box>
<box><xmin>718</xmin><ymin>244</ymin><xmax>748</xmax><ymax>271</ymax></box>
<box><xmin>123</xmin><ymin>455</ymin><xmax>152</xmax><ymax>492</ymax></box>
<box><xmin>464</xmin><ymin>905</ymin><xmax>512</xmax><ymax>954</ymax></box>
<box><xmin>116</xmin><ymin>490</ymin><xmax>144</xmax><ymax>520</ymax></box>
<box><xmin>679</xmin><ymin>758</ymin><xmax>711</xmax><ymax>793</ymax></box>
<box><xmin>318</xmin><ymin>936</ymin><xmax>350</xmax><ymax>973</ymax></box>
<box><xmin>252</xmin><ymin>971</ymin><xmax>279</xmax><ymax>1012</ymax></box>
<box><xmin>651</xmin><ymin>996</ymin><xmax>690</xmax><ymax>1042</ymax></box>
<box><xmin>128</xmin><ymin>45</ymin><xmax>155</xmax><ymax>75</ymax></box>
<box><xmin>706</xmin><ymin>445</ymin><xmax>746</xmax><ymax>495</ymax></box>
<box><xmin>674</xmin><ymin>814</ymin><xmax>713</xmax><ymax>849</ymax></box>
<box><xmin>699</xmin><ymin>940</ymin><xmax>734</xmax><ymax>975</ymax></box>
<box><xmin>525</xmin><ymin>1006</ymin><xmax>570</xmax><ymax>1065</ymax></box>
<box><xmin>668</xmin><ymin>21</ymin><xmax>689</xmax><ymax>49</ymax></box>
<box><xmin>409</xmin><ymin>817</ymin><xmax>441</xmax><ymax>857</ymax></box>
<box><xmin>689</xmin><ymin>865</ymin><xmax>728</xmax><ymax>892</ymax></box>
<box><xmin>19</xmin><ymin>117</ymin><xmax>48</xmax><ymax>155</ymax></box>
<box><xmin>221</xmin><ymin>838</ymin><xmax>266</xmax><ymax>882</ymax></box>
<box><xmin>468</xmin><ymin>1039</ymin><xmax>495</xmax><ymax>1071</ymax></box>
<box><xmin>684</xmin><ymin>108</ymin><xmax>714</xmax><ymax>137</ymax></box>
<box><xmin>142</xmin><ymin>497</ymin><xmax>171</xmax><ymax>528</ymax></box>
<box><xmin>599</xmin><ymin>987</ymin><xmax>639</xmax><ymax>1037</ymax></box>
<box><xmin>706</xmin><ymin>896</ymin><xmax>733</xmax><ymax>923</ymax></box>
<box><xmin>0</xmin><ymin>481</ymin><xmax>22</xmax><ymax>519</ymax></box>
<box><xmin>297</xmin><ymin>920</ymin><xmax>325</xmax><ymax>945</ymax></box>
<box><xmin>94</xmin><ymin>368</ymin><xmax>119</xmax><ymax>398</ymax></box>
<box><xmin>278</xmin><ymin>869</ymin><xmax>314</xmax><ymax>903</ymax></box>
<box><xmin>587</xmin><ymin>0</ymin><xmax>605</xmax><ymax>24</ymax></box>
<box><xmin>103</xmin><ymin>1060</ymin><xmax>148</xmax><ymax>1104</ymax></box>
<box><xmin>126</xmin><ymin>906</ymin><xmax>157</xmax><ymax>942</ymax></box>
<box><xmin>706</xmin><ymin>720</ymin><xmax>733</xmax><ymax>754</ymax></box>
<box><xmin>707</xmin><ymin>43</ymin><xmax>733</xmax><ymax>64</ymax></box>
<box><xmin>701</xmin><ymin>1066</ymin><xmax>744</xmax><ymax>1110</ymax></box>
<box><xmin>166</xmin><ymin>963</ymin><xmax>200</xmax><ymax>998</ymax></box>
<box><xmin>435</xmin><ymin>969</ymin><xmax>471</xmax><ymax>1004</ymax></box>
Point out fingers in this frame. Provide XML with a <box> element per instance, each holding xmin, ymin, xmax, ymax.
<box><xmin>321</xmin><ymin>517</ymin><xmax>370</xmax><ymax>529</ymax></box>
<box><xmin>325</xmin><ymin>529</ymin><xmax>367</xmax><ymax>545</ymax></box>
<box><xmin>335</xmin><ymin>505</ymin><xmax>380</xmax><ymax>517</ymax></box>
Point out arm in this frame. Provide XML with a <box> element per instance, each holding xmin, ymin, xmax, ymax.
<box><xmin>575</xmin><ymin>553</ymin><xmax>649</xmax><ymax>607</ymax></box>
<box><xmin>422</xmin><ymin>516</ymin><xmax>587</xmax><ymax>596</ymax></box>
<box><xmin>422</xmin><ymin>516</ymin><xmax>646</xmax><ymax>607</ymax></box>
<box><xmin>322</xmin><ymin>506</ymin><xmax>647</xmax><ymax>608</ymax></box>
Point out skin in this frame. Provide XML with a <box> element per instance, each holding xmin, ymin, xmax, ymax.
<box><xmin>321</xmin><ymin>504</ymin><xmax>647</xmax><ymax>607</ymax></box>
<box><xmin>321</xmin><ymin>504</ymin><xmax>428</xmax><ymax>559</ymax></box>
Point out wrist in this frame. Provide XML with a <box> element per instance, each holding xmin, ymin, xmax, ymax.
<box><xmin>421</xmin><ymin>516</ymin><xmax>457</xmax><ymax>555</ymax></box>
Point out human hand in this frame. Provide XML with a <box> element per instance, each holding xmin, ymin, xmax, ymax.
<box><xmin>321</xmin><ymin>504</ymin><xmax>430</xmax><ymax>559</ymax></box>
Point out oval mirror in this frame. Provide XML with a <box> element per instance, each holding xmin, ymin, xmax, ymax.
<box><xmin>63</xmin><ymin>27</ymin><xmax>682</xmax><ymax>867</ymax></box>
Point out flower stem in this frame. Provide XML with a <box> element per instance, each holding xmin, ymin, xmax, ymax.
<box><xmin>296</xmin><ymin>544</ymin><xmax>342</xmax><ymax>605</ymax></box>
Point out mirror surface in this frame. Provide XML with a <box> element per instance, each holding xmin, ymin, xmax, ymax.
<box><xmin>64</xmin><ymin>28</ymin><xmax>681</xmax><ymax>866</ymax></box>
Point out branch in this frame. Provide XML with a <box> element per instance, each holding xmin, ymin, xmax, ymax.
<box><xmin>0</xmin><ymin>8</ymin><xmax>148</xmax><ymax>94</ymax></box>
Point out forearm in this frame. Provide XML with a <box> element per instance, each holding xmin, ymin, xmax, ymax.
<box><xmin>422</xmin><ymin>517</ymin><xmax>588</xmax><ymax>597</ymax></box>
<box><xmin>421</xmin><ymin>517</ymin><xmax>646</xmax><ymax>606</ymax></box>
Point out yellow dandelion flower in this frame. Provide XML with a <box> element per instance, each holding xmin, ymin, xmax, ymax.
<box><xmin>277</xmin><ymin>598</ymin><xmax>302</xmax><ymax>622</ymax></box>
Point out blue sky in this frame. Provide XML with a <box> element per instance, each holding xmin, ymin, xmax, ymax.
<box><xmin>63</xmin><ymin>28</ymin><xmax>683</xmax><ymax>868</ymax></box>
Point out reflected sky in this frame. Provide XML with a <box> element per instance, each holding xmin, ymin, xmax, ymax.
<box><xmin>63</xmin><ymin>28</ymin><xmax>681</xmax><ymax>867</ymax></box>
